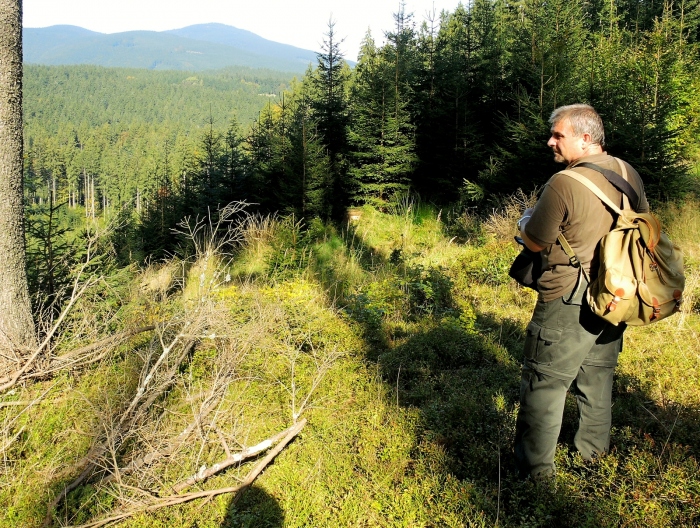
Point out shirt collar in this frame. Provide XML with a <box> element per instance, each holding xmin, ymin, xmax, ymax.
<box><xmin>567</xmin><ymin>152</ymin><xmax>611</xmax><ymax>169</ymax></box>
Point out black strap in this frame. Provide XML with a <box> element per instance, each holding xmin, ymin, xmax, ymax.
<box><xmin>576</xmin><ymin>162</ymin><xmax>640</xmax><ymax>212</ymax></box>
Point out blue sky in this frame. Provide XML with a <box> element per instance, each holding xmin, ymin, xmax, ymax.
<box><xmin>24</xmin><ymin>0</ymin><xmax>463</xmax><ymax>61</ymax></box>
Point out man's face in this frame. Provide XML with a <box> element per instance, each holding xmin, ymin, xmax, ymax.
<box><xmin>547</xmin><ymin>119</ymin><xmax>586</xmax><ymax>164</ymax></box>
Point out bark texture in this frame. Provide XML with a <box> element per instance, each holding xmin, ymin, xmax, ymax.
<box><xmin>0</xmin><ymin>0</ymin><xmax>35</xmax><ymax>371</ymax></box>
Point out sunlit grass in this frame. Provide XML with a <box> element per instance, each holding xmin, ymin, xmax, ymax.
<box><xmin>3</xmin><ymin>197</ymin><xmax>700</xmax><ymax>527</ymax></box>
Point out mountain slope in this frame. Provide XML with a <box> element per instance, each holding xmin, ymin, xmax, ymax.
<box><xmin>23</xmin><ymin>25</ymin><xmax>317</xmax><ymax>73</ymax></box>
<box><xmin>166</xmin><ymin>23</ymin><xmax>317</xmax><ymax>65</ymax></box>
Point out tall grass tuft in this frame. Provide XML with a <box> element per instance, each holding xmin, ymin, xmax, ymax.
<box><xmin>482</xmin><ymin>188</ymin><xmax>539</xmax><ymax>242</ymax></box>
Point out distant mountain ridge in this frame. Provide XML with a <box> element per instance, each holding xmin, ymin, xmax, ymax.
<box><xmin>23</xmin><ymin>24</ymin><xmax>319</xmax><ymax>73</ymax></box>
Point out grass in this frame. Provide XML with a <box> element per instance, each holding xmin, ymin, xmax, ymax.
<box><xmin>2</xmin><ymin>197</ymin><xmax>700</xmax><ymax>527</ymax></box>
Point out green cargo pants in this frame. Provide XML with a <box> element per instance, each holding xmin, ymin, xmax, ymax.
<box><xmin>514</xmin><ymin>286</ymin><xmax>625</xmax><ymax>479</ymax></box>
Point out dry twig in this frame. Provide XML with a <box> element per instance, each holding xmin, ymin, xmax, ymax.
<box><xmin>172</xmin><ymin>421</ymin><xmax>303</xmax><ymax>493</ymax></box>
<box><xmin>100</xmin><ymin>372</ymin><xmax>229</xmax><ymax>485</ymax></box>
<box><xmin>0</xmin><ymin>279</ymin><xmax>96</xmax><ymax>393</ymax></box>
<box><xmin>67</xmin><ymin>419</ymin><xmax>307</xmax><ymax>528</ymax></box>
<box><xmin>44</xmin><ymin>321</ymin><xmax>199</xmax><ymax>527</ymax></box>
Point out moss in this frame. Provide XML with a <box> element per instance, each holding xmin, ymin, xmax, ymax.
<box><xmin>5</xmin><ymin>203</ymin><xmax>700</xmax><ymax>527</ymax></box>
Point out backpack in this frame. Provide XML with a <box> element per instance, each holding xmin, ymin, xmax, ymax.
<box><xmin>558</xmin><ymin>167</ymin><xmax>685</xmax><ymax>326</ymax></box>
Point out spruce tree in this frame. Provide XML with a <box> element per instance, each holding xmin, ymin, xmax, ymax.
<box><xmin>348</xmin><ymin>27</ymin><xmax>417</xmax><ymax>208</ymax></box>
<box><xmin>0</xmin><ymin>0</ymin><xmax>36</xmax><ymax>362</ymax></box>
<box><xmin>311</xmin><ymin>18</ymin><xmax>350</xmax><ymax>218</ymax></box>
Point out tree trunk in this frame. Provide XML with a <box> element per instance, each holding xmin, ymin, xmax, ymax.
<box><xmin>0</xmin><ymin>0</ymin><xmax>36</xmax><ymax>370</ymax></box>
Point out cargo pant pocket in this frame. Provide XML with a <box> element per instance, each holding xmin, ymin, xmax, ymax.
<box><xmin>523</xmin><ymin>321</ymin><xmax>562</xmax><ymax>368</ymax></box>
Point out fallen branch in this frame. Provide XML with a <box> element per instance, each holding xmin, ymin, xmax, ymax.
<box><xmin>68</xmin><ymin>418</ymin><xmax>307</xmax><ymax>528</ymax></box>
<box><xmin>100</xmin><ymin>378</ymin><xmax>226</xmax><ymax>485</ymax></box>
<box><xmin>2</xmin><ymin>277</ymin><xmax>99</xmax><ymax>393</ymax></box>
<box><xmin>172</xmin><ymin>420</ymin><xmax>303</xmax><ymax>493</ymax></box>
<box><xmin>18</xmin><ymin>326</ymin><xmax>156</xmax><ymax>382</ymax></box>
<box><xmin>44</xmin><ymin>320</ymin><xmax>201</xmax><ymax>528</ymax></box>
<box><xmin>57</xmin><ymin>326</ymin><xmax>156</xmax><ymax>363</ymax></box>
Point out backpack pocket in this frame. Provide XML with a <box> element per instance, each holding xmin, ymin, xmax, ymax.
<box><xmin>587</xmin><ymin>268</ymin><xmax>638</xmax><ymax>325</ymax></box>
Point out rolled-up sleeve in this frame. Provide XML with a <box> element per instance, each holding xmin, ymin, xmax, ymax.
<box><xmin>523</xmin><ymin>184</ymin><xmax>566</xmax><ymax>248</ymax></box>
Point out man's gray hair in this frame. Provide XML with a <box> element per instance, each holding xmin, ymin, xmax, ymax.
<box><xmin>549</xmin><ymin>104</ymin><xmax>605</xmax><ymax>147</ymax></box>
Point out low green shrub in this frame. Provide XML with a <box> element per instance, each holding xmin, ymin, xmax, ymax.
<box><xmin>458</xmin><ymin>240</ymin><xmax>520</xmax><ymax>286</ymax></box>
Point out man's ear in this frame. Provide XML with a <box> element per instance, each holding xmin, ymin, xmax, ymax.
<box><xmin>581</xmin><ymin>132</ymin><xmax>592</xmax><ymax>146</ymax></box>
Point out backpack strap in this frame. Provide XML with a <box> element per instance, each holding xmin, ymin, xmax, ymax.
<box><xmin>556</xmin><ymin>232</ymin><xmax>580</xmax><ymax>268</ymax></box>
<box><xmin>574</xmin><ymin>158</ymin><xmax>640</xmax><ymax>211</ymax></box>
<box><xmin>556</xmin><ymin>231</ymin><xmax>590</xmax><ymax>294</ymax></box>
<box><xmin>555</xmin><ymin>170</ymin><xmax>626</xmax><ymax>288</ymax></box>
<box><xmin>615</xmin><ymin>158</ymin><xmax>632</xmax><ymax>211</ymax></box>
<box><xmin>558</xmin><ymin>170</ymin><xmax>624</xmax><ymax>217</ymax></box>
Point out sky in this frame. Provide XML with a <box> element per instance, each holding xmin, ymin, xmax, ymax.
<box><xmin>23</xmin><ymin>0</ymin><xmax>464</xmax><ymax>61</ymax></box>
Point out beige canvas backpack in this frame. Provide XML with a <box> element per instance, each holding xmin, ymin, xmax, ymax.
<box><xmin>559</xmin><ymin>169</ymin><xmax>685</xmax><ymax>326</ymax></box>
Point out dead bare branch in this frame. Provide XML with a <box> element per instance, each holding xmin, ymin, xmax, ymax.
<box><xmin>0</xmin><ymin>278</ymin><xmax>96</xmax><ymax>393</ymax></box>
<box><xmin>100</xmin><ymin>376</ymin><xmax>227</xmax><ymax>485</ymax></box>
<box><xmin>59</xmin><ymin>326</ymin><xmax>156</xmax><ymax>362</ymax></box>
<box><xmin>67</xmin><ymin>418</ymin><xmax>307</xmax><ymax>528</ymax></box>
<box><xmin>44</xmin><ymin>322</ymin><xmax>199</xmax><ymax>527</ymax></box>
<box><xmin>16</xmin><ymin>326</ymin><xmax>156</xmax><ymax>383</ymax></box>
<box><xmin>171</xmin><ymin>421</ymin><xmax>303</xmax><ymax>493</ymax></box>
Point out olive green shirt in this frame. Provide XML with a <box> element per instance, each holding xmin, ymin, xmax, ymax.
<box><xmin>524</xmin><ymin>153</ymin><xmax>649</xmax><ymax>302</ymax></box>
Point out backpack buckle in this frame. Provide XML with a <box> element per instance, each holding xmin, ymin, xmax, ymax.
<box><xmin>650</xmin><ymin>297</ymin><xmax>661</xmax><ymax>321</ymax></box>
<box><xmin>606</xmin><ymin>288</ymin><xmax>625</xmax><ymax>312</ymax></box>
<box><xmin>673</xmin><ymin>290</ymin><xmax>683</xmax><ymax>312</ymax></box>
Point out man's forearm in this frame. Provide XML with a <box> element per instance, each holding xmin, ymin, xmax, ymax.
<box><xmin>520</xmin><ymin>229</ymin><xmax>546</xmax><ymax>252</ymax></box>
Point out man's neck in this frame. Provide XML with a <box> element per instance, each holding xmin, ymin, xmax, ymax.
<box><xmin>568</xmin><ymin>147</ymin><xmax>605</xmax><ymax>165</ymax></box>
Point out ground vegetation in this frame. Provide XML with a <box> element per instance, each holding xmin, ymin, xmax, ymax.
<box><xmin>2</xmin><ymin>197</ymin><xmax>700</xmax><ymax>527</ymax></box>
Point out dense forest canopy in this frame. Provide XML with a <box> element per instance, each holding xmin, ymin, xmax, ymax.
<box><xmin>23</xmin><ymin>65</ymin><xmax>290</xmax><ymax>237</ymax></box>
<box><xmin>24</xmin><ymin>64</ymin><xmax>293</xmax><ymax>132</ymax></box>
<box><xmin>23</xmin><ymin>0</ymin><xmax>700</xmax><ymax>268</ymax></box>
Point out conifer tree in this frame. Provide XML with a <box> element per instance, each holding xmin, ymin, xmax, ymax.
<box><xmin>0</xmin><ymin>0</ymin><xmax>36</xmax><ymax>362</ymax></box>
<box><xmin>311</xmin><ymin>18</ymin><xmax>350</xmax><ymax>217</ymax></box>
<box><xmin>484</xmin><ymin>0</ymin><xmax>590</xmax><ymax>195</ymax></box>
<box><xmin>222</xmin><ymin>117</ymin><xmax>248</xmax><ymax>200</ymax></box>
<box><xmin>247</xmin><ymin>103</ymin><xmax>278</xmax><ymax>210</ymax></box>
<box><xmin>348</xmin><ymin>27</ymin><xmax>417</xmax><ymax>207</ymax></box>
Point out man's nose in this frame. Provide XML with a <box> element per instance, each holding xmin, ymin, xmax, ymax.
<box><xmin>547</xmin><ymin>137</ymin><xmax>556</xmax><ymax>147</ymax></box>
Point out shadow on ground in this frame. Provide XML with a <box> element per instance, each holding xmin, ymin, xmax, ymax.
<box><xmin>316</xmin><ymin>224</ymin><xmax>700</xmax><ymax>525</ymax></box>
<box><xmin>221</xmin><ymin>485</ymin><xmax>283</xmax><ymax>528</ymax></box>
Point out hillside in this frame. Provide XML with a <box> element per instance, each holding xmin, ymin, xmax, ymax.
<box><xmin>23</xmin><ymin>24</ymin><xmax>318</xmax><ymax>73</ymax></box>
<box><xmin>24</xmin><ymin>64</ymin><xmax>293</xmax><ymax>131</ymax></box>
<box><xmin>2</xmin><ymin>200</ymin><xmax>700</xmax><ymax>527</ymax></box>
<box><xmin>7</xmin><ymin>0</ymin><xmax>700</xmax><ymax>525</ymax></box>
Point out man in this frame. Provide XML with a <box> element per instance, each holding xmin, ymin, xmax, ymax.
<box><xmin>514</xmin><ymin>104</ymin><xmax>648</xmax><ymax>479</ymax></box>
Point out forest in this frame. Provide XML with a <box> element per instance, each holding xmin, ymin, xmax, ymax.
<box><xmin>24</xmin><ymin>0</ymin><xmax>700</xmax><ymax>226</ymax></box>
<box><xmin>4</xmin><ymin>0</ymin><xmax>700</xmax><ymax>526</ymax></box>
